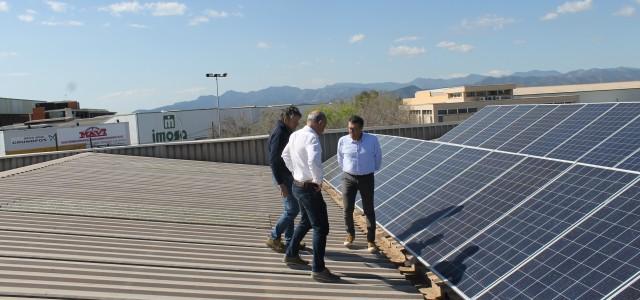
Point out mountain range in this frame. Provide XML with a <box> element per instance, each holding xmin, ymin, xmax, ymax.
<box><xmin>137</xmin><ymin>67</ymin><xmax>640</xmax><ymax>112</ymax></box>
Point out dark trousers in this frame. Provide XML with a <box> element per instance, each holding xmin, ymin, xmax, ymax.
<box><xmin>285</xmin><ymin>184</ymin><xmax>330</xmax><ymax>273</ymax></box>
<box><xmin>342</xmin><ymin>172</ymin><xmax>376</xmax><ymax>243</ymax></box>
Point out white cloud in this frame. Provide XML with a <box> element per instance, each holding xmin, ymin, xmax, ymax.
<box><xmin>0</xmin><ymin>72</ymin><xmax>31</xmax><ymax>77</ymax></box>
<box><xmin>0</xmin><ymin>1</ymin><xmax>8</xmax><ymax>12</ymax></box>
<box><xmin>257</xmin><ymin>42</ymin><xmax>271</xmax><ymax>49</ymax></box>
<box><xmin>614</xmin><ymin>6</ymin><xmax>635</xmax><ymax>17</ymax></box>
<box><xmin>206</xmin><ymin>9</ymin><xmax>228</xmax><ymax>18</ymax></box>
<box><xmin>100</xmin><ymin>1</ymin><xmax>144</xmax><ymax>16</ymax></box>
<box><xmin>542</xmin><ymin>0</ymin><xmax>592</xmax><ymax>21</ymax></box>
<box><xmin>394</xmin><ymin>36</ymin><xmax>420</xmax><ymax>43</ymax></box>
<box><xmin>129</xmin><ymin>23</ymin><xmax>149</xmax><ymax>29</ymax></box>
<box><xmin>0</xmin><ymin>51</ymin><xmax>17</xmax><ymax>58</ymax></box>
<box><xmin>41</xmin><ymin>20</ymin><xmax>83</xmax><ymax>26</ymax></box>
<box><xmin>389</xmin><ymin>45</ymin><xmax>425</xmax><ymax>57</ymax></box>
<box><xmin>188</xmin><ymin>16</ymin><xmax>208</xmax><ymax>26</ymax></box>
<box><xmin>446</xmin><ymin>73</ymin><xmax>470</xmax><ymax>79</ymax></box>
<box><xmin>349</xmin><ymin>33</ymin><xmax>365</xmax><ymax>44</ymax></box>
<box><xmin>486</xmin><ymin>69</ymin><xmax>512</xmax><ymax>77</ymax></box>
<box><xmin>461</xmin><ymin>15</ymin><xmax>515</xmax><ymax>30</ymax></box>
<box><xmin>45</xmin><ymin>1</ymin><xmax>67</xmax><ymax>13</ymax></box>
<box><xmin>18</xmin><ymin>13</ymin><xmax>35</xmax><ymax>23</ymax></box>
<box><xmin>146</xmin><ymin>2</ymin><xmax>186</xmax><ymax>16</ymax></box>
<box><xmin>437</xmin><ymin>41</ymin><xmax>474</xmax><ymax>53</ymax></box>
<box><xmin>27</xmin><ymin>9</ymin><xmax>38</xmax><ymax>14</ymax></box>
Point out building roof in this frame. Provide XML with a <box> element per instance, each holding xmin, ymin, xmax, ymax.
<box><xmin>514</xmin><ymin>80</ymin><xmax>640</xmax><ymax>95</ymax></box>
<box><xmin>0</xmin><ymin>153</ymin><xmax>422</xmax><ymax>299</ymax></box>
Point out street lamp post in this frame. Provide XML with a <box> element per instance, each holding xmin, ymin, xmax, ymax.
<box><xmin>205</xmin><ymin>72</ymin><xmax>228</xmax><ymax>138</ymax></box>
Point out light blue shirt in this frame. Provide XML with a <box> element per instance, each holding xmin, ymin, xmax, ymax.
<box><xmin>337</xmin><ymin>133</ymin><xmax>382</xmax><ymax>176</ymax></box>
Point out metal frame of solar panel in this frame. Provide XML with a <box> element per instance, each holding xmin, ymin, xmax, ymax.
<box><xmin>321</xmin><ymin>102</ymin><xmax>640</xmax><ymax>300</ymax></box>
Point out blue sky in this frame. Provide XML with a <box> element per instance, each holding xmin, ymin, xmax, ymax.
<box><xmin>1</xmin><ymin>0</ymin><xmax>640</xmax><ymax>113</ymax></box>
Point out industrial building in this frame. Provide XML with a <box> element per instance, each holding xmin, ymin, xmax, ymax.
<box><xmin>402</xmin><ymin>81</ymin><xmax>640</xmax><ymax>124</ymax></box>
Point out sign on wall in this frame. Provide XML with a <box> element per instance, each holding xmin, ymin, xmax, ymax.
<box><xmin>0</xmin><ymin>127</ymin><xmax>58</xmax><ymax>155</ymax></box>
<box><xmin>57</xmin><ymin>123</ymin><xmax>130</xmax><ymax>149</ymax></box>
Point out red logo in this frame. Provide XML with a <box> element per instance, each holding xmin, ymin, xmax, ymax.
<box><xmin>80</xmin><ymin>127</ymin><xmax>107</xmax><ymax>138</ymax></box>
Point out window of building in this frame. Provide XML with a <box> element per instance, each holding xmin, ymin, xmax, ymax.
<box><xmin>438</xmin><ymin>116</ymin><xmax>444</xmax><ymax>122</ymax></box>
<box><xmin>468</xmin><ymin>107</ymin><xmax>478</xmax><ymax>113</ymax></box>
<box><xmin>488</xmin><ymin>90</ymin><xmax>498</xmax><ymax>96</ymax></box>
<box><xmin>447</xmin><ymin>109</ymin><xmax>458</xmax><ymax>115</ymax></box>
<box><xmin>448</xmin><ymin>92</ymin><xmax>462</xmax><ymax>98</ymax></box>
<box><xmin>437</xmin><ymin>109</ymin><xmax>447</xmax><ymax>115</ymax></box>
<box><xmin>458</xmin><ymin>108</ymin><xmax>468</xmax><ymax>114</ymax></box>
<box><xmin>476</xmin><ymin>91</ymin><xmax>487</xmax><ymax>97</ymax></box>
<box><xmin>423</xmin><ymin>110</ymin><xmax>432</xmax><ymax>115</ymax></box>
<box><xmin>465</xmin><ymin>92</ymin><xmax>476</xmax><ymax>97</ymax></box>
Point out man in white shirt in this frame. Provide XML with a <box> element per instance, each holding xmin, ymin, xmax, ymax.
<box><xmin>281</xmin><ymin>110</ymin><xmax>340</xmax><ymax>283</ymax></box>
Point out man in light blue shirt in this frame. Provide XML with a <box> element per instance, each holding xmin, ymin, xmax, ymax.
<box><xmin>337</xmin><ymin>115</ymin><xmax>382</xmax><ymax>253</ymax></box>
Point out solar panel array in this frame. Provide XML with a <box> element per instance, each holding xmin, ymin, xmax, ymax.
<box><xmin>322</xmin><ymin>103</ymin><xmax>640</xmax><ymax>300</ymax></box>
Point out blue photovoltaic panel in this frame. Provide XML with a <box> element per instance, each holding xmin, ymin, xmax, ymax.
<box><xmin>614</xmin><ymin>277</ymin><xmax>640</xmax><ymax>300</ymax></box>
<box><xmin>383</xmin><ymin>149</ymin><xmax>516</xmax><ymax>242</ymax></box>
<box><xmin>479</xmin><ymin>105</ymin><xmax>556</xmax><ymax>150</ymax></box>
<box><xmin>330</xmin><ymin>137</ymin><xmax>411</xmax><ymax>189</ymax></box>
<box><xmin>547</xmin><ymin>103</ymin><xmax>640</xmax><ymax>162</ymax></box>
<box><xmin>580</xmin><ymin>117</ymin><xmax>640</xmax><ymax>167</ymax></box>
<box><xmin>498</xmin><ymin>105</ymin><xmax>581</xmax><ymax>153</ymax></box>
<box><xmin>481</xmin><ymin>179</ymin><xmax>640</xmax><ymax>300</ymax></box>
<box><xmin>463</xmin><ymin>105</ymin><xmax>535</xmax><ymax>147</ymax></box>
<box><xmin>375</xmin><ymin>144</ymin><xmax>462</xmax><ymax>225</ymax></box>
<box><xmin>378</xmin><ymin>147</ymin><xmax>488</xmax><ymax>228</ymax></box>
<box><xmin>521</xmin><ymin>103</ymin><xmax>615</xmax><ymax>157</ymax></box>
<box><xmin>355</xmin><ymin>140</ymin><xmax>432</xmax><ymax>208</ymax></box>
<box><xmin>438</xmin><ymin>106</ymin><xmax>500</xmax><ymax>142</ymax></box>
<box><xmin>406</xmin><ymin>157</ymin><xmax>568</xmax><ymax>263</ymax></box>
<box><xmin>440</xmin><ymin>165</ymin><xmax>635</xmax><ymax>298</ymax></box>
<box><xmin>617</xmin><ymin>151</ymin><xmax>640</xmax><ymax>172</ymax></box>
<box><xmin>449</xmin><ymin>106</ymin><xmax>516</xmax><ymax>145</ymax></box>
<box><xmin>361</xmin><ymin>142</ymin><xmax>442</xmax><ymax>210</ymax></box>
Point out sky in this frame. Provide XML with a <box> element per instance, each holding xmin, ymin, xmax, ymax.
<box><xmin>1</xmin><ymin>0</ymin><xmax>640</xmax><ymax>113</ymax></box>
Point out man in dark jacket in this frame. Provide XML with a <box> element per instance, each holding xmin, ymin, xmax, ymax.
<box><xmin>266</xmin><ymin>106</ymin><xmax>303</xmax><ymax>253</ymax></box>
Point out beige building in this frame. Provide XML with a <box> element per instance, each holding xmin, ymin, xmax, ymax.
<box><xmin>402</xmin><ymin>84</ymin><xmax>577</xmax><ymax>124</ymax></box>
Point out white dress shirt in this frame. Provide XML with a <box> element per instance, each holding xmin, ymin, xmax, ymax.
<box><xmin>282</xmin><ymin>125</ymin><xmax>324</xmax><ymax>185</ymax></box>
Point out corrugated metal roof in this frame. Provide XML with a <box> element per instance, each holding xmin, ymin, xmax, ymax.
<box><xmin>0</xmin><ymin>153</ymin><xmax>422</xmax><ymax>300</ymax></box>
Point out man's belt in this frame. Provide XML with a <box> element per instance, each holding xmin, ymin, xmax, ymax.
<box><xmin>293</xmin><ymin>180</ymin><xmax>319</xmax><ymax>189</ymax></box>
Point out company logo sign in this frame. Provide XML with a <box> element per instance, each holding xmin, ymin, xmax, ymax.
<box><xmin>163</xmin><ymin>115</ymin><xmax>176</xmax><ymax>129</ymax></box>
<box><xmin>79</xmin><ymin>127</ymin><xmax>107</xmax><ymax>138</ymax></box>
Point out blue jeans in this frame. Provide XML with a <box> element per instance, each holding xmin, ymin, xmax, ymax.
<box><xmin>270</xmin><ymin>175</ymin><xmax>299</xmax><ymax>245</ymax></box>
<box><xmin>286</xmin><ymin>184</ymin><xmax>329</xmax><ymax>272</ymax></box>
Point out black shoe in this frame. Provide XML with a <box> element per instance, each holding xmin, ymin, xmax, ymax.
<box><xmin>311</xmin><ymin>268</ymin><xmax>341</xmax><ymax>283</ymax></box>
<box><xmin>287</xmin><ymin>242</ymin><xmax>307</xmax><ymax>251</ymax></box>
<box><xmin>283</xmin><ymin>255</ymin><xmax>309</xmax><ymax>266</ymax></box>
<box><xmin>266</xmin><ymin>237</ymin><xmax>286</xmax><ymax>253</ymax></box>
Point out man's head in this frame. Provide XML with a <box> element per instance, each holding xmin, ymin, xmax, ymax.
<box><xmin>281</xmin><ymin>106</ymin><xmax>301</xmax><ymax>130</ymax></box>
<box><xmin>307</xmin><ymin>110</ymin><xmax>327</xmax><ymax>135</ymax></box>
<box><xmin>348</xmin><ymin>115</ymin><xmax>364</xmax><ymax>140</ymax></box>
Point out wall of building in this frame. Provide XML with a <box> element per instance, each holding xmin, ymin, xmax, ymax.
<box><xmin>0</xmin><ymin>123</ymin><xmax>456</xmax><ymax>172</ymax></box>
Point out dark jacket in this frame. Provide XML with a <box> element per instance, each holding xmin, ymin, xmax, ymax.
<box><xmin>268</xmin><ymin>120</ymin><xmax>293</xmax><ymax>184</ymax></box>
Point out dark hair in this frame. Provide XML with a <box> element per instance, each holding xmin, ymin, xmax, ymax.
<box><xmin>348</xmin><ymin>115</ymin><xmax>364</xmax><ymax>128</ymax></box>
<box><xmin>281</xmin><ymin>105</ymin><xmax>301</xmax><ymax>121</ymax></box>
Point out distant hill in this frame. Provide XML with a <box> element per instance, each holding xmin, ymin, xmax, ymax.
<box><xmin>136</xmin><ymin>67</ymin><xmax>640</xmax><ymax>112</ymax></box>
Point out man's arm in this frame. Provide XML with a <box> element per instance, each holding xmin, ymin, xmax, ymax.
<box><xmin>268</xmin><ymin>128</ymin><xmax>286</xmax><ymax>184</ymax></box>
<box><xmin>374</xmin><ymin>136</ymin><xmax>382</xmax><ymax>171</ymax></box>
<box><xmin>336</xmin><ymin>137</ymin><xmax>343</xmax><ymax>170</ymax></box>
<box><xmin>282</xmin><ymin>139</ymin><xmax>294</xmax><ymax>173</ymax></box>
<box><xmin>306</xmin><ymin>136</ymin><xmax>323</xmax><ymax>185</ymax></box>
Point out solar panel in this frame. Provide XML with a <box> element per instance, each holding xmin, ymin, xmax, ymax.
<box><xmin>439</xmin><ymin>166</ymin><xmax>636</xmax><ymax>297</ymax></box>
<box><xmin>462</xmin><ymin>105</ymin><xmax>535</xmax><ymax>147</ymax></box>
<box><xmin>580</xmin><ymin>117</ymin><xmax>640</xmax><ymax>167</ymax></box>
<box><xmin>406</xmin><ymin>157</ymin><xmax>569</xmax><ymax>263</ymax></box>
<box><xmin>479</xmin><ymin>105</ymin><xmax>557</xmax><ymax>150</ymax></box>
<box><xmin>479</xmin><ymin>178</ymin><xmax>640</xmax><ymax>300</ymax></box>
<box><xmin>498</xmin><ymin>105</ymin><xmax>582</xmax><ymax>153</ymax></box>
<box><xmin>438</xmin><ymin>106</ymin><xmax>500</xmax><ymax>142</ymax></box>
<box><xmin>520</xmin><ymin>103</ymin><xmax>615</xmax><ymax>157</ymax></box>
<box><xmin>321</xmin><ymin>102</ymin><xmax>640</xmax><ymax>300</ymax></box>
<box><xmin>448</xmin><ymin>106</ymin><xmax>517</xmax><ymax>145</ymax></box>
<box><xmin>547</xmin><ymin>103</ymin><xmax>640</xmax><ymax>161</ymax></box>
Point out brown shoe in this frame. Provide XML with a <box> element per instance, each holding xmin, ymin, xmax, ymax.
<box><xmin>283</xmin><ymin>255</ymin><xmax>309</xmax><ymax>266</ymax></box>
<box><xmin>343</xmin><ymin>234</ymin><xmax>354</xmax><ymax>247</ymax></box>
<box><xmin>367</xmin><ymin>242</ymin><xmax>377</xmax><ymax>253</ymax></box>
<box><xmin>266</xmin><ymin>237</ymin><xmax>285</xmax><ymax>253</ymax></box>
<box><xmin>311</xmin><ymin>268</ymin><xmax>341</xmax><ymax>283</ymax></box>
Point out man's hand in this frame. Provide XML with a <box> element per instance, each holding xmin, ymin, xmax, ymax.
<box><xmin>314</xmin><ymin>182</ymin><xmax>322</xmax><ymax>192</ymax></box>
<box><xmin>278</xmin><ymin>184</ymin><xmax>289</xmax><ymax>197</ymax></box>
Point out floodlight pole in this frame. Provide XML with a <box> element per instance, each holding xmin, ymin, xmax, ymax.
<box><xmin>205</xmin><ymin>73</ymin><xmax>228</xmax><ymax>138</ymax></box>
